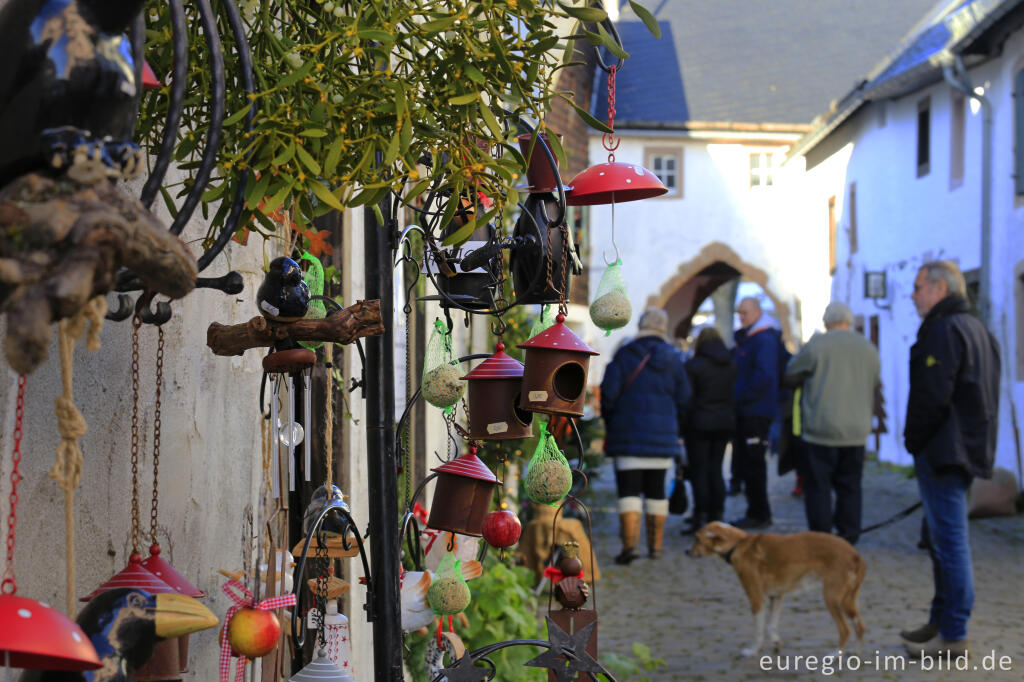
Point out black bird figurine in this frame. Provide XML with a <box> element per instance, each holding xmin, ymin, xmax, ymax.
<box><xmin>0</xmin><ymin>0</ymin><xmax>147</xmax><ymax>186</ymax></box>
<box><xmin>256</xmin><ymin>257</ymin><xmax>311</xmax><ymax>322</ymax></box>
<box><xmin>302</xmin><ymin>483</ymin><xmax>351</xmax><ymax>538</ymax></box>
<box><xmin>18</xmin><ymin>588</ymin><xmax>217</xmax><ymax>682</ymax></box>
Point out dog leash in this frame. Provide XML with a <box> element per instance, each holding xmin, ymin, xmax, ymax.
<box><xmin>858</xmin><ymin>501</ymin><xmax>922</xmax><ymax>534</ymax></box>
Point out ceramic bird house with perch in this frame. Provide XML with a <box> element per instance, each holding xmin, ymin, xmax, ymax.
<box><xmin>518</xmin><ymin>314</ymin><xmax>597</xmax><ymax>417</ymax></box>
<box><xmin>426</xmin><ymin>446</ymin><xmax>500</xmax><ymax>537</ymax></box>
<box><xmin>462</xmin><ymin>343</ymin><xmax>533</xmax><ymax>440</ymax></box>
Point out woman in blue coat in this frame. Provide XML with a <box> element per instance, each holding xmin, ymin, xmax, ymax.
<box><xmin>600</xmin><ymin>309</ymin><xmax>691</xmax><ymax>564</ymax></box>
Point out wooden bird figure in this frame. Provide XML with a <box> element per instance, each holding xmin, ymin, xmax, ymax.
<box><xmin>0</xmin><ymin>0</ymin><xmax>148</xmax><ymax>186</ymax></box>
<box><xmin>400</xmin><ymin>560</ymin><xmax>482</xmax><ymax>633</ymax></box>
<box><xmin>19</xmin><ymin>588</ymin><xmax>217</xmax><ymax>682</ymax></box>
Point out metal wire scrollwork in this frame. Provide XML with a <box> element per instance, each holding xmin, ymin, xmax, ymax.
<box><xmin>108</xmin><ymin>0</ymin><xmax>254</xmax><ymax>323</ymax></box>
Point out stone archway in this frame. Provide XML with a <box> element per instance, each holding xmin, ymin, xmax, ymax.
<box><xmin>645</xmin><ymin>241</ymin><xmax>795</xmax><ymax>347</ymax></box>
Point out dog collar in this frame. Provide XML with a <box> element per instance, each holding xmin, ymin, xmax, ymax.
<box><xmin>721</xmin><ymin>547</ymin><xmax>735</xmax><ymax>565</ymax></box>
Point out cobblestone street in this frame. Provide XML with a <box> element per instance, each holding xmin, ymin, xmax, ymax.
<box><xmin>587</xmin><ymin>458</ymin><xmax>1024</xmax><ymax>680</ymax></box>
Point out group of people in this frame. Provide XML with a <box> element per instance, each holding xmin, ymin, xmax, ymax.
<box><xmin>599</xmin><ymin>260</ymin><xmax>1000</xmax><ymax>657</ymax></box>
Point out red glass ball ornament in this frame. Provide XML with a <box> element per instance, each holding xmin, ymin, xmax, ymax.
<box><xmin>481</xmin><ymin>510</ymin><xmax>522</xmax><ymax>549</ymax></box>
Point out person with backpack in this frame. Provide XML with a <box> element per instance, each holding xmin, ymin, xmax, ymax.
<box><xmin>731</xmin><ymin>296</ymin><xmax>784</xmax><ymax>529</ymax></box>
<box><xmin>601</xmin><ymin>308</ymin><xmax>691</xmax><ymax>564</ymax></box>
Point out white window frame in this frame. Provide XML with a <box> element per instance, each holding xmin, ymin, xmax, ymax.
<box><xmin>643</xmin><ymin>147</ymin><xmax>682</xmax><ymax>197</ymax></box>
<box><xmin>749</xmin><ymin>151</ymin><xmax>776</xmax><ymax>188</ymax></box>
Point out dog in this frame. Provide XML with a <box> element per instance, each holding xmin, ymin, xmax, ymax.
<box><xmin>688</xmin><ymin>521</ymin><xmax>866</xmax><ymax>657</ymax></box>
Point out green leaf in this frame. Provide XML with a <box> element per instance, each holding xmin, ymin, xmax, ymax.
<box><xmin>309</xmin><ymin>179</ymin><xmax>345</xmax><ymax>211</ymax></box>
<box><xmin>262</xmin><ymin>179</ymin><xmax>295</xmax><ymax>213</ymax></box>
<box><xmin>480</xmin><ymin>105</ymin><xmax>504</xmax><ymax>140</ymax></box>
<box><xmin>558</xmin><ymin>2</ymin><xmax>607</xmax><ymax>23</ymax></box>
<box><xmin>568</xmin><ymin>99</ymin><xmax>613</xmax><ymax>134</ymax></box>
<box><xmin>399</xmin><ymin>116</ymin><xmax>412</xmax><ymax>155</ymax></box>
<box><xmin>201</xmin><ymin>182</ymin><xmax>227</xmax><ymax>203</ymax></box>
<box><xmin>420</xmin><ymin>16</ymin><xmax>456</xmax><ymax>32</ymax></box>
<box><xmin>272</xmin><ymin>141</ymin><xmax>296</xmax><ymax>167</ymax></box>
<box><xmin>464</xmin><ymin>63</ymin><xmax>485</xmax><ymax>84</ymax></box>
<box><xmin>295</xmin><ymin>144</ymin><xmax>322</xmax><ymax>176</ymax></box>
<box><xmin>629</xmin><ymin>0</ymin><xmax>661</xmax><ymax>38</ymax></box>
<box><xmin>598</xmin><ymin>23</ymin><xmax>630</xmax><ymax>60</ymax></box>
<box><xmin>448</xmin><ymin>92</ymin><xmax>479</xmax><ymax>105</ymax></box>
<box><xmin>245</xmin><ymin>170</ymin><xmax>271</xmax><ymax>208</ymax></box>
<box><xmin>357</xmin><ymin>28</ymin><xmax>393</xmax><ymax>43</ymax></box>
<box><xmin>276</xmin><ymin>59</ymin><xmax>315</xmax><ymax>89</ymax></box>
<box><xmin>324</xmin><ymin>137</ymin><xmax>344</xmax><ymax>177</ymax></box>
<box><xmin>543</xmin><ymin>128</ymin><xmax>568</xmax><ymax>169</ymax></box>
<box><xmin>299</xmin><ymin>128</ymin><xmax>327</xmax><ymax>137</ymax></box>
<box><xmin>384</xmin><ymin>130</ymin><xmax>401</xmax><ymax>165</ymax></box>
<box><xmin>224</xmin><ymin>103</ymin><xmax>253</xmax><ymax>127</ymax></box>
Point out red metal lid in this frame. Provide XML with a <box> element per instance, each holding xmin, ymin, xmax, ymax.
<box><xmin>0</xmin><ymin>593</ymin><xmax>102</xmax><ymax>671</ymax></box>
<box><xmin>79</xmin><ymin>552</ymin><xmax>177</xmax><ymax>602</ymax></box>
<box><xmin>517</xmin><ymin>316</ymin><xmax>597</xmax><ymax>355</ymax></box>
<box><xmin>141</xmin><ymin>544</ymin><xmax>206</xmax><ymax>598</ymax></box>
<box><xmin>462</xmin><ymin>344</ymin><xmax>524</xmax><ymax>380</ymax></box>
<box><xmin>565</xmin><ymin>161</ymin><xmax>668</xmax><ymax>206</ymax></box>
<box><xmin>431</xmin><ymin>451</ymin><xmax>499</xmax><ymax>483</ymax></box>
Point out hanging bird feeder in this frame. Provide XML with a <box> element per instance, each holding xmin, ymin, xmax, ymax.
<box><xmin>461</xmin><ymin>343</ymin><xmax>533</xmax><ymax>441</ymax></box>
<box><xmin>565</xmin><ymin>66</ymin><xmax>667</xmax><ymax>206</ymax></box>
<box><xmin>426</xmin><ymin>446</ymin><xmax>500</xmax><ymax>537</ymax></box>
<box><xmin>1</xmin><ymin>375</ymin><xmax>102</xmax><ymax>675</ymax></box>
<box><xmin>517</xmin><ymin>314</ymin><xmax>598</xmax><ymax>417</ymax></box>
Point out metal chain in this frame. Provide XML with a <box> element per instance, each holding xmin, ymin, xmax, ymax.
<box><xmin>558</xmin><ymin>223</ymin><xmax>570</xmax><ymax>316</ymax></box>
<box><xmin>602</xmin><ymin>66</ymin><xmax>620</xmax><ymax>160</ymax></box>
<box><xmin>130</xmin><ymin>315</ymin><xmax>142</xmax><ymax>554</ymax></box>
<box><xmin>1</xmin><ymin>375</ymin><xmax>26</xmax><ymax>594</ymax></box>
<box><xmin>490</xmin><ymin>243</ymin><xmax>508</xmax><ymax>337</ymax></box>
<box><xmin>150</xmin><ymin>326</ymin><xmax>164</xmax><ymax>544</ymax></box>
<box><xmin>403</xmin><ymin>279</ymin><xmax>412</xmax><ymax>509</ymax></box>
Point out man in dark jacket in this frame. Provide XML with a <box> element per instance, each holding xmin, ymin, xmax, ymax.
<box><xmin>731</xmin><ymin>297</ymin><xmax>782</xmax><ymax>529</ymax></box>
<box><xmin>901</xmin><ymin>261</ymin><xmax>1000</xmax><ymax>658</ymax></box>
<box><xmin>601</xmin><ymin>308</ymin><xmax>691</xmax><ymax>563</ymax></box>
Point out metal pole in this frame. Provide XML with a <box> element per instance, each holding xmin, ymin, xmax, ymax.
<box><xmin>364</xmin><ymin>203</ymin><xmax>403</xmax><ymax>680</ymax></box>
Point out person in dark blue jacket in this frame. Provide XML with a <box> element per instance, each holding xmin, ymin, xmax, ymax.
<box><xmin>601</xmin><ymin>308</ymin><xmax>691</xmax><ymax>564</ymax></box>
<box><xmin>731</xmin><ymin>296</ymin><xmax>782</xmax><ymax>529</ymax></box>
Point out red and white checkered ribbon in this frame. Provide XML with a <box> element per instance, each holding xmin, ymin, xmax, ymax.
<box><xmin>218</xmin><ymin>579</ymin><xmax>296</xmax><ymax>682</ymax></box>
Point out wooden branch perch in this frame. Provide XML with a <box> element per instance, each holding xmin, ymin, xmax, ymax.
<box><xmin>206</xmin><ymin>299</ymin><xmax>384</xmax><ymax>356</ymax></box>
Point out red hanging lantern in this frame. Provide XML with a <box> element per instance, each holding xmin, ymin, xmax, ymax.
<box><xmin>565</xmin><ymin>66</ymin><xmax>667</xmax><ymax>206</ymax></box>
<box><xmin>462</xmin><ymin>343</ymin><xmax>533</xmax><ymax>441</ymax></box>
<box><xmin>518</xmin><ymin>314</ymin><xmax>598</xmax><ymax>417</ymax></box>
<box><xmin>517</xmin><ymin>132</ymin><xmax>564</xmax><ymax>194</ymax></box>
<box><xmin>0</xmin><ymin>375</ymin><xmax>101</xmax><ymax>674</ymax></box>
<box><xmin>426</xmin><ymin>447</ymin><xmax>500</xmax><ymax>537</ymax></box>
<box><xmin>80</xmin><ymin>552</ymin><xmax>178</xmax><ymax>602</ymax></box>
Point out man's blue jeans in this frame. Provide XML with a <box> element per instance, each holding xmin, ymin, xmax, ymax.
<box><xmin>914</xmin><ymin>456</ymin><xmax>974</xmax><ymax>641</ymax></box>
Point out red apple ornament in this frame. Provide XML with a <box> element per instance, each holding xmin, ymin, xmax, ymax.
<box><xmin>481</xmin><ymin>510</ymin><xmax>522</xmax><ymax>548</ymax></box>
<box><xmin>224</xmin><ymin>607</ymin><xmax>281</xmax><ymax>658</ymax></box>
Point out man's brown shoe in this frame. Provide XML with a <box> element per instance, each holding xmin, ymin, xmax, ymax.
<box><xmin>899</xmin><ymin>623</ymin><xmax>939</xmax><ymax>644</ymax></box>
<box><xmin>904</xmin><ymin>635</ymin><xmax>968</xmax><ymax>658</ymax></box>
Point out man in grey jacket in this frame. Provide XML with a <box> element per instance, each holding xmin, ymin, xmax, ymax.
<box><xmin>784</xmin><ymin>302</ymin><xmax>880</xmax><ymax>545</ymax></box>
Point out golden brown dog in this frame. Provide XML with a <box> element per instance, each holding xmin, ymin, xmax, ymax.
<box><xmin>688</xmin><ymin>521</ymin><xmax>866</xmax><ymax>657</ymax></box>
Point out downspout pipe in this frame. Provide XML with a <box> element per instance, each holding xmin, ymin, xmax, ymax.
<box><xmin>943</xmin><ymin>54</ymin><xmax>1024</xmax><ymax>489</ymax></box>
<box><xmin>942</xmin><ymin>54</ymin><xmax>993</xmax><ymax>326</ymax></box>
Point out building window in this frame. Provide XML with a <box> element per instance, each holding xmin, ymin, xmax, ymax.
<box><xmin>828</xmin><ymin>195</ymin><xmax>837</xmax><ymax>274</ymax></box>
<box><xmin>749</xmin><ymin>152</ymin><xmax>776</xmax><ymax>187</ymax></box>
<box><xmin>1015</xmin><ymin>69</ymin><xmax>1024</xmax><ymax>195</ymax></box>
<box><xmin>917</xmin><ymin>97</ymin><xmax>931</xmax><ymax>177</ymax></box>
<box><xmin>643</xmin><ymin>147</ymin><xmax>682</xmax><ymax>197</ymax></box>
<box><xmin>951</xmin><ymin>90</ymin><xmax>965</xmax><ymax>189</ymax></box>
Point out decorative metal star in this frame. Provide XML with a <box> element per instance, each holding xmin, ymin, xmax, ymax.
<box><xmin>524</xmin><ymin>615</ymin><xmax>605</xmax><ymax>681</ymax></box>
<box><xmin>436</xmin><ymin>652</ymin><xmax>492</xmax><ymax>682</ymax></box>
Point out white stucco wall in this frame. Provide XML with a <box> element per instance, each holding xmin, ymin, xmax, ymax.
<box><xmin>804</xmin><ymin>42</ymin><xmax>1024</xmax><ymax>481</ymax></box>
<box><xmin>583</xmin><ymin>131</ymin><xmax>833</xmax><ymax>381</ymax></box>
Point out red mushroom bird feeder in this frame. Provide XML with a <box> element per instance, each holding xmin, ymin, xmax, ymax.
<box><xmin>518</xmin><ymin>314</ymin><xmax>598</xmax><ymax>417</ymax></box>
<box><xmin>426</xmin><ymin>447</ymin><xmax>500</xmax><ymax>537</ymax></box>
<box><xmin>462</xmin><ymin>343</ymin><xmax>533</xmax><ymax>441</ymax></box>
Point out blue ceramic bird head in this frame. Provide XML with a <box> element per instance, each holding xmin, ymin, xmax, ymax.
<box><xmin>257</xmin><ymin>257</ymin><xmax>311</xmax><ymax>322</ymax></box>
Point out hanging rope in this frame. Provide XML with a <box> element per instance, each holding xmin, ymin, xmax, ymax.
<box><xmin>49</xmin><ymin>296</ymin><xmax>106</xmax><ymax>616</ymax></box>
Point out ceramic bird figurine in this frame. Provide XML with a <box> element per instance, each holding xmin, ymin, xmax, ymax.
<box><xmin>0</xmin><ymin>0</ymin><xmax>148</xmax><ymax>186</ymax></box>
<box><xmin>422</xmin><ymin>530</ymin><xmax>481</xmax><ymax>572</ymax></box>
<box><xmin>19</xmin><ymin>588</ymin><xmax>218</xmax><ymax>681</ymax></box>
<box><xmin>553</xmin><ymin>542</ymin><xmax>589</xmax><ymax>610</ymax></box>
<box><xmin>400</xmin><ymin>560</ymin><xmax>482</xmax><ymax>633</ymax></box>
<box><xmin>257</xmin><ymin>257</ymin><xmax>311</xmax><ymax>322</ymax></box>
<box><xmin>302</xmin><ymin>484</ymin><xmax>350</xmax><ymax>538</ymax></box>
